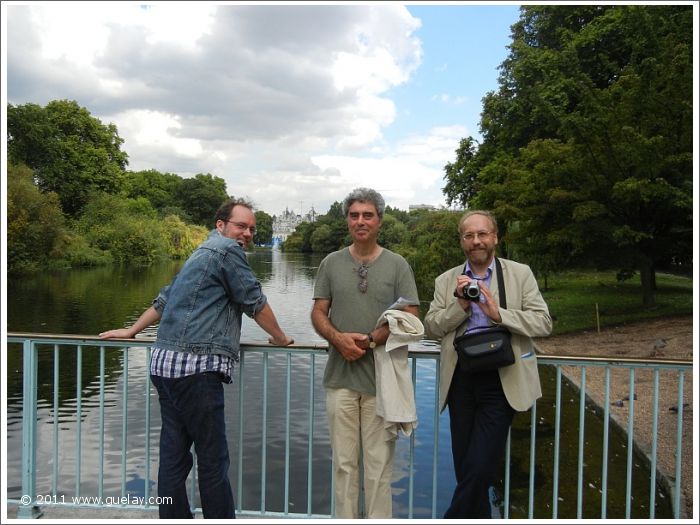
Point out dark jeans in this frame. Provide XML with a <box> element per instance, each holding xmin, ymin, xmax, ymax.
<box><xmin>444</xmin><ymin>368</ymin><xmax>515</xmax><ymax>519</ymax></box>
<box><xmin>151</xmin><ymin>373</ymin><xmax>235</xmax><ymax>519</ymax></box>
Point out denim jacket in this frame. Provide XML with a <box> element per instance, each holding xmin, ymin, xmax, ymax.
<box><xmin>152</xmin><ymin>230</ymin><xmax>267</xmax><ymax>360</ymax></box>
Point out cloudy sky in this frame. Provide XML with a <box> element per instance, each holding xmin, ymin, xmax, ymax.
<box><xmin>3</xmin><ymin>2</ymin><xmax>521</xmax><ymax>217</ymax></box>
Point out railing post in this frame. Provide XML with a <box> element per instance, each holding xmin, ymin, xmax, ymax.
<box><xmin>18</xmin><ymin>339</ymin><xmax>43</xmax><ymax>519</ymax></box>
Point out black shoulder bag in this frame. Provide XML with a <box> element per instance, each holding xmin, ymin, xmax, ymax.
<box><xmin>453</xmin><ymin>258</ymin><xmax>514</xmax><ymax>374</ymax></box>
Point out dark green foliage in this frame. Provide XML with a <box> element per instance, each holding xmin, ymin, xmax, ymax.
<box><xmin>310</xmin><ymin>224</ymin><xmax>338</xmax><ymax>253</ymax></box>
<box><xmin>442</xmin><ymin>5</ymin><xmax>693</xmax><ymax>306</ymax></box>
<box><xmin>282</xmin><ymin>201</ymin><xmax>348</xmax><ymax>254</ymax></box>
<box><xmin>377</xmin><ymin>214</ymin><xmax>408</xmax><ymax>250</ymax></box>
<box><xmin>392</xmin><ymin>210</ymin><xmax>465</xmax><ymax>300</ymax></box>
<box><xmin>7</xmin><ymin>163</ymin><xmax>66</xmax><ymax>273</ymax></box>
<box><xmin>122</xmin><ymin>169</ymin><xmax>183</xmax><ymax>210</ymax></box>
<box><xmin>282</xmin><ymin>221</ymin><xmax>315</xmax><ymax>253</ymax></box>
<box><xmin>176</xmin><ymin>173</ymin><xmax>229</xmax><ymax>226</ymax></box>
<box><xmin>6</xmin><ymin>100</ymin><xmax>222</xmax><ymax>271</ymax></box>
<box><xmin>7</xmin><ymin>100</ymin><xmax>128</xmax><ymax>217</ymax></box>
<box><xmin>442</xmin><ymin>137</ymin><xmax>481</xmax><ymax>208</ymax></box>
<box><xmin>122</xmin><ymin>168</ymin><xmax>229</xmax><ymax>226</ymax></box>
<box><xmin>76</xmin><ymin>193</ymin><xmax>167</xmax><ymax>265</ymax></box>
<box><xmin>254</xmin><ymin>210</ymin><xmax>273</xmax><ymax>245</ymax></box>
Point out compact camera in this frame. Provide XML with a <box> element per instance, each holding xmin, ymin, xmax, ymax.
<box><xmin>462</xmin><ymin>281</ymin><xmax>481</xmax><ymax>301</ymax></box>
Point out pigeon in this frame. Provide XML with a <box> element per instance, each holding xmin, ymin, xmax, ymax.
<box><xmin>650</xmin><ymin>339</ymin><xmax>667</xmax><ymax>357</ymax></box>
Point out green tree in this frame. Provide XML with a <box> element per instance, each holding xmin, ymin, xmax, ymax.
<box><xmin>393</xmin><ymin>210</ymin><xmax>465</xmax><ymax>300</ymax></box>
<box><xmin>442</xmin><ymin>137</ymin><xmax>482</xmax><ymax>208</ymax></box>
<box><xmin>443</xmin><ymin>5</ymin><xmax>692</xmax><ymax>306</ymax></box>
<box><xmin>161</xmin><ymin>215</ymin><xmax>208</xmax><ymax>258</ymax></box>
<box><xmin>122</xmin><ymin>169</ymin><xmax>184</xmax><ymax>211</ymax></box>
<box><xmin>7</xmin><ymin>163</ymin><xmax>66</xmax><ymax>274</ymax></box>
<box><xmin>175</xmin><ymin>173</ymin><xmax>229</xmax><ymax>226</ymax></box>
<box><xmin>378</xmin><ymin>214</ymin><xmax>408</xmax><ymax>250</ymax></box>
<box><xmin>76</xmin><ymin>193</ymin><xmax>168</xmax><ymax>265</ymax></box>
<box><xmin>310</xmin><ymin>224</ymin><xmax>338</xmax><ymax>253</ymax></box>
<box><xmin>254</xmin><ymin>210</ymin><xmax>273</xmax><ymax>245</ymax></box>
<box><xmin>282</xmin><ymin>221</ymin><xmax>314</xmax><ymax>252</ymax></box>
<box><xmin>315</xmin><ymin>201</ymin><xmax>351</xmax><ymax>250</ymax></box>
<box><xmin>283</xmin><ymin>201</ymin><xmax>349</xmax><ymax>254</ymax></box>
<box><xmin>7</xmin><ymin>100</ymin><xmax>128</xmax><ymax>216</ymax></box>
<box><xmin>384</xmin><ymin>205</ymin><xmax>410</xmax><ymax>224</ymax></box>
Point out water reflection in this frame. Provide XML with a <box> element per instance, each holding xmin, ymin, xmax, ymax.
<box><xmin>6</xmin><ymin>249</ymin><xmax>672</xmax><ymax>518</ymax></box>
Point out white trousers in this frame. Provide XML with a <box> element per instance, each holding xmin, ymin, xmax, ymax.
<box><xmin>326</xmin><ymin>387</ymin><xmax>396</xmax><ymax>519</ymax></box>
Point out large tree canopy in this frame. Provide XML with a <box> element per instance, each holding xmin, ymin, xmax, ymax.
<box><xmin>7</xmin><ymin>99</ymin><xmax>129</xmax><ymax>216</ymax></box>
<box><xmin>176</xmin><ymin>173</ymin><xmax>229</xmax><ymax>226</ymax></box>
<box><xmin>443</xmin><ymin>5</ymin><xmax>692</xmax><ymax>305</ymax></box>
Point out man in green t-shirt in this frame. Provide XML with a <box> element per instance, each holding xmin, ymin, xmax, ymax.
<box><xmin>311</xmin><ymin>187</ymin><xmax>420</xmax><ymax>518</ymax></box>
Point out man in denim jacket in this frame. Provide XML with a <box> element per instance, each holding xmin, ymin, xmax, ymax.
<box><xmin>100</xmin><ymin>198</ymin><xmax>294</xmax><ymax>518</ymax></box>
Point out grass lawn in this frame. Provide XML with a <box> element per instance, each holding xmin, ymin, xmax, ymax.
<box><xmin>539</xmin><ymin>270</ymin><xmax>693</xmax><ymax>335</ymax></box>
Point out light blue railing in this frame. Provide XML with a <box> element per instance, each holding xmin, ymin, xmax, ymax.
<box><xmin>6</xmin><ymin>333</ymin><xmax>692</xmax><ymax>519</ymax></box>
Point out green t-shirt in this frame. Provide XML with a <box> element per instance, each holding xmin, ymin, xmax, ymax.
<box><xmin>313</xmin><ymin>247</ymin><xmax>419</xmax><ymax>395</ymax></box>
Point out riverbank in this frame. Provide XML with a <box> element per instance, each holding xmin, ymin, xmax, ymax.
<box><xmin>534</xmin><ymin>316</ymin><xmax>694</xmax><ymax>519</ymax></box>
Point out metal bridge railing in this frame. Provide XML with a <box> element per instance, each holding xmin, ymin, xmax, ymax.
<box><xmin>6</xmin><ymin>333</ymin><xmax>692</xmax><ymax>519</ymax></box>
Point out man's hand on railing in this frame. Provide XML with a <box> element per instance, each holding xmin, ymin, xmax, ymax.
<box><xmin>98</xmin><ymin>328</ymin><xmax>136</xmax><ymax>339</ymax></box>
<box><xmin>268</xmin><ymin>335</ymin><xmax>295</xmax><ymax>346</ymax></box>
<box><xmin>98</xmin><ymin>306</ymin><xmax>161</xmax><ymax>340</ymax></box>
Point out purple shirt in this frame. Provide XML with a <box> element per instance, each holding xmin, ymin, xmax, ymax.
<box><xmin>463</xmin><ymin>258</ymin><xmax>495</xmax><ymax>334</ymax></box>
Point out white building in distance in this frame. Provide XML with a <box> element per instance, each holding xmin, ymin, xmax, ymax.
<box><xmin>408</xmin><ymin>204</ymin><xmax>438</xmax><ymax>212</ymax></box>
<box><xmin>272</xmin><ymin>206</ymin><xmax>317</xmax><ymax>247</ymax></box>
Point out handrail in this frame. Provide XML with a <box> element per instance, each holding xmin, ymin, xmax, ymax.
<box><xmin>6</xmin><ymin>332</ymin><xmax>691</xmax><ymax>519</ymax></box>
<box><xmin>7</xmin><ymin>332</ymin><xmax>691</xmax><ymax>366</ymax></box>
<box><xmin>536</xmin><ymin>353</ymin><xmax>691</xmax><ymax>367</ymax></box>
<box><xmin>6</xmin><ymin>332</ymin><xmax>330</xmax><ymax>350</ymax></box>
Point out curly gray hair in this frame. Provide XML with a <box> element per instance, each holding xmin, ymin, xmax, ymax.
<box><xmin>342</xmin><ymin>187</ymin><xmax>386</xmax><ymax>219</ymax></box>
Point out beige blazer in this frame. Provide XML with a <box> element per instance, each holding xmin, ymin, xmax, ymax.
<box><xmin>424</xmin><ymin>258</ymin><xmax>552</xmax><ymax>412</ymax></box>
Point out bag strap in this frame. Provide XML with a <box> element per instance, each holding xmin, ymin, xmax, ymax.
<box><xmin>495</xmin><ymin>257</ymin><xmax>507</xmax><ymax>309</ymax></box>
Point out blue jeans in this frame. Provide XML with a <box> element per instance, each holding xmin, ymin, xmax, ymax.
<box><xmin>444</xmin><ymin>368</ymin><xmax>514</xmax><ymax>519</ymax></box>
<box><xmin>151</xmin><ymin>373</ymin><xmax>235</xmax><ymax>519</ymax></box>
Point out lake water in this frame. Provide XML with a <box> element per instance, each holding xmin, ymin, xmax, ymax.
<box><xmin>5</xmin><ymin>248</ymin><xmax>671</xmax><ymax>518</ymax></box>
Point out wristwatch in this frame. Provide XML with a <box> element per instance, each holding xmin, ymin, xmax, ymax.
<box><xmin>366</xmin><ymin>332</ymin><xmax>376</xmax><ymax>349</ymax></box>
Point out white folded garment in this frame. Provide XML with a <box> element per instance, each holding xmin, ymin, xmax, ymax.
<box><xmin>374</xmin><ymin>309</ymin><xmax>425</xmax><ymax>439</ymax></box>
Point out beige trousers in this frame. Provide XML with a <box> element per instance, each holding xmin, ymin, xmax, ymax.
<box><xmin>326</xmin><ymin>387</ymin><xmax>396</xmax><ymax>519</ymax></box>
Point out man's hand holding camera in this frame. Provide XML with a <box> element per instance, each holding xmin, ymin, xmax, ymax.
<box><xmin>454</xmin><ymin>276</ymin><xmax>502</xmax><ymax>323</ymax></box>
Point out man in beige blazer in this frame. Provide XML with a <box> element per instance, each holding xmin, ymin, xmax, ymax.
<box><xmin>424</xmin><ymin>210</ymin><xmax>552</xmax><ymax>518</ymax></box>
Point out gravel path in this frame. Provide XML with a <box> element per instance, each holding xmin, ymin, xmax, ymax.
<box><xmin>534</xmin><ymin>316</ymin><xmax>694</xmax><ymax>519</ymax></box>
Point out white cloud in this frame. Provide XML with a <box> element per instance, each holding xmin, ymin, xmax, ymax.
<box><xmin>5</xmin><ymin>3</ymin><xmax>470</xmax><ymax>216</ymax></box>
<box><xmin>138</xmin><ymin>4</ymin><xmax>216</xmax><ymax>48</ymax></box>
<box><xmin>32</xmin><ymin>3</ymin><xmax>215</xmax><ymax>62</ymax></box>
<box><xmin>114</xmin><ymin>110</ymin><xmax>203</xmax><ymax>158</ymax></box>
<box><xmin>310</xmin><ymin>125</ymin><xmax>467</xmax><ymax>211</ymax></box>
<box><xmin>32</xmin><ymin>4</ymin><xmax>112</xmax><ymax>65</ymax></box>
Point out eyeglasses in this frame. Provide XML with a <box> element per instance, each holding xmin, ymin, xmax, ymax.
<box><xmin>461</xmin><ymin>230</ymin><xmax>493</xmax><ymax>242</ymax></box>
<box><xmin>356</xmin><ymin>263</ymin><xmax>368</xmax><ymax>293</ymax></box>
<box><xmin>225</xmin><ymin>220</ymin><xmax>256</xmax><ymax>235</ymax></box>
